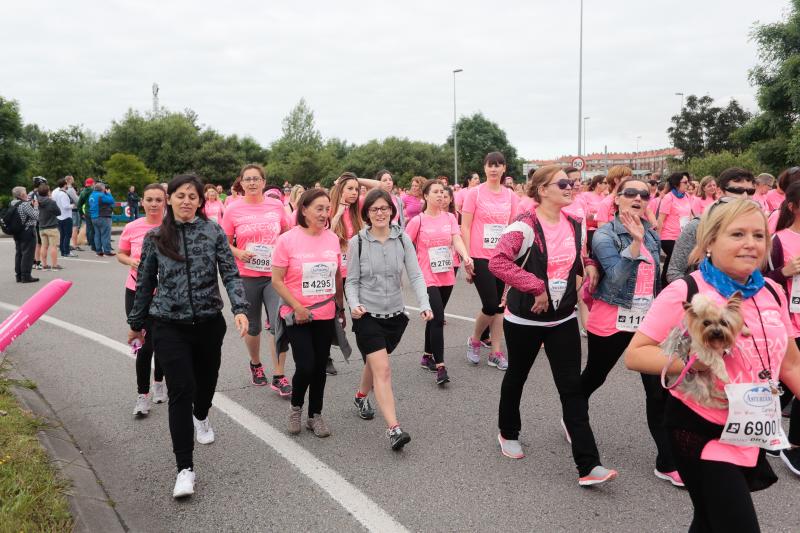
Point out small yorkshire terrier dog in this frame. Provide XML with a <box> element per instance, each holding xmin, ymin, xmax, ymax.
<box><xmin>661</xmin><ymin>291</ymin><xmax>747</xmax><ymax>408</ymax></box>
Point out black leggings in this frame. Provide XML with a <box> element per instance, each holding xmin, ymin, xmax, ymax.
<box><xmin>424</xmin><ymin>285</ymin><xmax>453</xmax><ymax>363</ymax></box>
<box><xmin>472</xmin><ymin>258</ymin><xmax>505</xmax><ymax>316</ymax></box>
<box><xmin>125</xmin><ymin>288</ymin><xmax>163</xmax><ymax>394</ymax></box>
<box><xmin>499</xmin><ymin>318</ymin><xmax>601</xmax><ymax>477</ymax></box>
<box><xmin>582</xmin><ymin>331</ymin><xmax>676</xmax><ymax>472</ymax></box>
<box><xmin>152</xmin><ymin>315</ymin><xmax>226</xmax><ymax>471</ymax></box>
<box><xmin>661</xmin><ymin>240</ymin><xmax>675</xmax><ymax>287</ymax></box>
<box><xmin>287</xmin><ymin>319</ymin><xmax>334</xmax><ymax>416</ymax></box>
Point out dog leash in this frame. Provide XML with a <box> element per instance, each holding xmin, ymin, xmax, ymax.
<box><xmin>660</xmin><ymin>352</ymin><xmax>697</xmax><ymax>390</ymax></box>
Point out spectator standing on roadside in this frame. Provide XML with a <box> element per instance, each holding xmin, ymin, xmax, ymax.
<box><xmin>89</xmin><ymin>182</ymin><xmax>116</xmax><ymax>256</ymax></box>
<box><xmin>9</xmin><ymin>186</ymin><xmax>39</xmax><ymax>283</ymax></box>
<box><xmin>127</xmin><ymin>185</ymin><xmax>140</xmax><ymax>220</ymax></box>
<box><xmin>77</xmin><ymin>178</ymin><xmax>96</xmax><ymax>251</ymax></box>
<box><xmin>37</xmin><ymin>184</ymin><xmax>62</xmax><ymax>271</ymax></box>
<box><xmin>65</xmin><ymin>176</ymin><xmax>83</xmax><ymax>251</ymax></box>
<box><xmin>52</xmin><ymin>177</ymin><xmax>77</xmax><ymax>258</ymax></box>
<box><xmin>28</xmin><ymin>176</ymin><xmax>47</xmax><ymax>270</ymax></box>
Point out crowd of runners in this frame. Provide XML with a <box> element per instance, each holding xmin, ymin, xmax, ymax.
<box><xmin>8</xmin><ymin>154</ymin><xmax>800</xmax><ymax>531</ymax></box>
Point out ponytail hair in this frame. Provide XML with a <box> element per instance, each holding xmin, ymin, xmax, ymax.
<box><xmin>152</xmin><ymin>174</ymin><xmax>207</xmax><ymax>262</ymax></box>
<box><xmin>775</xmin><ymin>181</ymin><xmax>800</xmax><ymax>232</ymax></box>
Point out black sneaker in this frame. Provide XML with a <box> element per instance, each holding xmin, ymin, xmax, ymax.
<box><xmin>353</xmin><ymin>396</ymin><xmax>375</xmax><ymax>420</ymax></box>
<box><xmin>781</xmin><ymin>448</ymin><xmax>800</xmax><ymax>476</ymax></box>
<box><xmin>436</xmin><ymin>366</ymin><xmax>450</xmax><ymax>386</ymax></box>
<box><xmin>387</xmin><ymin>427</ymin><xmax>411</xmax><ymax>450</ymax></box>
<box><xmin>250</xmin><ymin>363</ymin><xmax>268</xmax><ymax>386</ymax></box>
<box><xmin>420</xmin><ymin>353</ymin><xmax>436</xmax><ymax>372</ymax></box>
<box><xmin>326</xmin><ymin>358</ymin><xmax>338</xmax><ymax>376</ymax></box>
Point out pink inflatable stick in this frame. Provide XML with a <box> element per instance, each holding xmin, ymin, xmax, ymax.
<box><xmin>0</xmin><ymin>278</ymin><xmax>73</xmax><ymax>353</ymax></box>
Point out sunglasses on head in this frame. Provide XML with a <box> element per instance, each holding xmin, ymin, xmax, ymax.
<box><xmin>722</xmin><ymin>185</ymin><xmax>757</xmax><ymax>195</ymax></box>
<box><xmin>618</xmin><ymin>188</ymin><xmax>650</xmax><ymax>200</ymax></box>
<box><xmin>546</xmin><ymin>179</ymin><xmax>574</xmax><ymax>190</ymax></box>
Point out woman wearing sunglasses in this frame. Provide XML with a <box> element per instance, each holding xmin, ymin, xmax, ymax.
<box><xmin>489</xmin><ymin>165</ymin><xmax>615</xmax><ymax>486</ymax></box>
<box><xmin>665</xmin><ymin>168</ymin><xmax>756</xmax><ymax>284</ymax></box>
<box><xmin>584</xmin><ymin>176</ymin><xmax>681</xmax><ymax>486</ymax></box>
<box><xmin>221</xmin><ymin>165</ymin><xmax>292</xmax><ymax>395</ymax></box>
<box><xmin>656</xmin><ymin>172</ymin><xmax>694</xmax><ymax>286</ymax></box>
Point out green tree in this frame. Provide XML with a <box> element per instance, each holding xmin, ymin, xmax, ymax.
<box><xmin>342</xmin><ymin>137</ymin><xmax>452</xmax><ymax>187</ymax></box>
<box><xmin>735</xmin><ymin>1</ymin><xmax>800</xmax><ymax>172</ymax></box>
<box><xmin>103</xmin><ymin>153</ymin><xmax>158</xmax><ymax>193</ymax></box>
<box><xmin>34</xmin><ymin>125</ymin><xmax>99</xmax><ymax>182</ymax></box>
<box><xmin>447</xmin><ymin>113</ymin><xmax>522</xmax><ymax>178</ymax></box>
<box><xmin>667</xmin><ymin>95</ymin><xmax>751</xmax><ymax>161</ymax></box>
<box><xmin>684</xmin><ymin>149</ymin><xmax>765</xmax><ymax>178</ymax></box>
<box><xmin>0</xmin><ymin>96</ymin><xmax>29</xmax><ymax>194</ymax></box>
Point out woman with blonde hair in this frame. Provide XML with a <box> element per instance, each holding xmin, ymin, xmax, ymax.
<box><xmin>626</xmin><ymin>198</ymin><xmax>800</xmax><ymax>531</ymax></box>
<box><xmin>402</xmin><ymin>176</ymin><xmax>426</xmax><ymax>220</ymax></box>
<box><xmin>692</xmin><ymin>176</ymin><xmax>717</xmax><ymax>215</ymax></box>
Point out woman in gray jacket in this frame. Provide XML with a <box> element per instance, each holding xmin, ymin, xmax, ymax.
<box><xmin>346</xmin><ymin>189</ymin><xmax>432</xmax><ymax>450</ymax></box>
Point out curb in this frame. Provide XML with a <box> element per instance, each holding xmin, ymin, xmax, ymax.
<box><xmin>0</xmin><ymin>228</ymin><xmax>123</xmax><ymax>239</ymax></box>
<box><xmin>9</xmin><ymin>373</ymin><xmax>127</xmax><ymax>533</ymax></box>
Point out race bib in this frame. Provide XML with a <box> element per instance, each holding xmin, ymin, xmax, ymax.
<box><xmin>429</xmin><ymin>246</ymin><xmax>453</xmax><ymax>273</ymax></box>
<box><xmin>301</xmin><ymin>261</ymin><xmax>336</xmax><ymax>296</ymax></box>
<box><xmin>616</xmin><ymin>296</ymin><xmax>653</xmax><ymax>332</ymax></box>
<box><xmin>246</xmin><ymin>243</ymin><xmax>273</xmax><ymax>273</ymax></box>
<box><xmin>790</xmin><ymin>275</ymin><xmax>800</xmax><ymax>313</ymax></box>
<box><xmin>720</xmin><ymin>383</ymin><xmax>790</xmax><ymax>451</ymax></box>
<box><xmin>482</xmin><ymin>224</ymin><xmax>505</xmax><ymax>249</ymax></box>
<box><xmin>548</xmin><ymin>279</ymin><xmax>567</xmax><ymax>310</ymax></box>
<box><xmin>679</xmin><ymin>216</ymin><xmax>690</xmax><ymax>230</ymax></box>
<box><xmin>341</xmin><ymin>252</ymin><xmax>347</xmax><ymax>265</ymax></box>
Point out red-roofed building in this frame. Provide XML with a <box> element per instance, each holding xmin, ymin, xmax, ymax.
<box><xmin>524</xmin><ymin>148</ymin><xmax>683</xmax><ymax>176</ymax></box>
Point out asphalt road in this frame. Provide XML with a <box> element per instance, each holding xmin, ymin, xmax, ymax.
<box><xmin>1</xmin><ymin>239</ymin><xmax>799</xmax><ymax>532</ymax></box>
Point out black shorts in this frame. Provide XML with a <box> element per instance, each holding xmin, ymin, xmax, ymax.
<box><xmin>472</xmin><ymin>257</ymin><xmax>505</xmax><ymax>315</ymax></box>
<box><xmin>352</xmin><ymin>313</ymin><xmax>409</xmax><ymax>361</ymax></box>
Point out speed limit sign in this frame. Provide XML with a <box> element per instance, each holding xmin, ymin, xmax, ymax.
<box><xmin>571</xmin><ymin>157</ymin><xmax>586</xmax><ymax>171</ymax></box>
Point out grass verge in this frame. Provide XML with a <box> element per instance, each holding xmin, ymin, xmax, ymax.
<box><xmin>0</xmin><ymin>363</ymin><xmax>73</xmax><ymax>533</ymax></box>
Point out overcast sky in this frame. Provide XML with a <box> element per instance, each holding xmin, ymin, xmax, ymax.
<box><xmin>1</xmin><ymin>0</ymin><xmax>789</xmax><ymax>161</ymax></box>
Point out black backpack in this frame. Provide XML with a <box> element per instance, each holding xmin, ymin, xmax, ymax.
<box><xmin>0</xmin><ymin>203</ymin><xmax>24</xmax><ymax>236</ymax></box>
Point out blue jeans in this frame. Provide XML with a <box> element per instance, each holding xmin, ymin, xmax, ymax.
<box><xmin>92</xmin><ymin>217</ymin><xmax>112</xmax><ymax>254</ymax></box>
<box><xmin>58</xmin><ymin>217</ymin><xmax>73</xmax><ymax>256</ymax></box>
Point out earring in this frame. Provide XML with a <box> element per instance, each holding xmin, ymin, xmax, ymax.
<box><xmin>706</xmin><ymin>250</ymin><xmax>711</xmax><ymax>258</ymax></box>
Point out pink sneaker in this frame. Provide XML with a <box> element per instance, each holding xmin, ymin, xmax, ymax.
<box><xmin>654</xmin><ymin>469</ymin><xmax>684</xmax><ymax>487</ymax></box>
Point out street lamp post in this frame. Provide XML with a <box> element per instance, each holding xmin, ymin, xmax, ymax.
<box><xmin>583</xmin><ymin>116</ymin><xmax>590</xmax><ymax>157</ymax></box>
<box><xmin>577</xmin><ymin>0</ymin><xmax>584</xmax><ymax>156</ymax></box>
<box><xmin>453</xmin><ymin>69</ymin><xmax>463</xmax><ymax>183</ymax></box>
<box><xmin>674</xmin><ymin>92</ymin><xmax>684</xmax><ymax>125</ymax></box>
<box><xmin>635</xmin><ymin>136</ymin><xmax>642</xmax><ymax>171</ymax></box>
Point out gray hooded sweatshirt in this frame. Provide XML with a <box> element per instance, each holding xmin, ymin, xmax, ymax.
<box><xmin>345</xmin><ymin>225</ymin><xmax>431</xmax><ymax>315</ymax></box>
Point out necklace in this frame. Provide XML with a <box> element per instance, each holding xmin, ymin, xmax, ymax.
<box><xmin>750</xmin><ymin>299</ymin><xmax>782</xmax><ymax>394</ymax></box>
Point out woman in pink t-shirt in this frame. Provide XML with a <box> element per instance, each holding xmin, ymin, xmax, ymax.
<box><xmin>692</xmin><ymin>176</ymin><xmax>717</xmax><ymax>216</ymax></box>
<box><xmin>657</xmin><ymin>172</ymin><xmax>693</xmax><ymax>286</ymax></box>
<box><xmin>401</xmin><ymin>176</ymin><xmax>425</xmax><ymax>220</ymax></box>
<box><xmin>356</xmin><ymin>169</ymin><xmax>406</xmax><ymax>227</ymax></box>
<box><xmin>488</xmin><ymin>165</ymin><xmax>612</xmax><ymax>485</ymax></box>
<box><xmin>626</xmin><ymin>199</ymin><xmax>800</xmax><ymax>531</ymax></box>
<box><xmin>271</xmin><ymin>189</ymin><xmax>344</xmax><ymax>438</ymax></box>
<box><xmin>442</xmin><ymin>186</ymin><xmax>462</xmax><ymax>274</ymax></box>
<box><xmin>406</xmin><ymin>180</ymin><xmax>473</xmax><ymax>385</ymax></box>
<box><xmin>221</xmin><ymin>164</ymin><xmax>291</xmax><ymax>396</ymax></box>
<box><xmin>584</xmin><ymin>177</ymin><xmax>681</xmax><ymax>486</ymax></box>
<box><xmin>118</xmin><ymin>184</ymin><xmax>167</xmax><ymax>416</ymax></box>
<box><xmin>595</xmin><ymin>166</ymin><xmax>632</xmax><ymax>228</ymax></box>
<box><xmin>582</xmin><ymin>174</ymin><xmax>607</xmax><ymax>231</ymax></box>
<box><xmin>461</xmin><ymin>152</ymin><xmax>520</xmax><ymax>368</ymax></box>
<box><xmin>203</xmin><ymin>184</ymin><xmax>225</xmax><ymax>223</ymax></box>
<box><xmin>764</xmin><ymin>181</ymin><xmax>800</xmax><ymax>469</ymax></box>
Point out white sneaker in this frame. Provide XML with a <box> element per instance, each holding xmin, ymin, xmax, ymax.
<box><xmin>172</xmin><ymin>468</ymin><xmax>195</xmax><ymax>498</ymax></box>
<box><xmin>133</xmin><ymin>394</ymin><xmax>150</xmax><ymax>417</ymax></box>
<box><xmin>193</xmin><ymin>415</ymin><xmax>215</xmax><ymax>444</ymax></box>
<box><xmin>151</xmin><ymin>381</ymin><xmax>167</xmax><ymax>404</ymax></box>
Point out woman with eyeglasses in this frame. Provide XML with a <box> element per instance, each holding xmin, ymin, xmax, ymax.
<box><xmin>583</xmin><ymin>176</ymin><xmax>681</xmax><ymax>486</ymax></box>
<box><xmin>346</xmin><ymin>189</ymin><xmax>432</xmax><ymax>449</ymax></box>
<box><xmin>626</xmin><ymin>199</ymin><xmax>800</xmax><ymax>532</ymax></box>
<box><xmin>595</xmin><ymin>166</ymin><xmax>632</xmax><ymax>228</ymax></box>
<box><xmin>271</xmin><ymin>189</ymin><xmax>345</xmax><ymax>438</ymax></box>
<box><xmin>692</xmin><ymin>176</ymin><xmax>717</xmax><ymax>215</ymax></box>
<box><xmin>406</xmin><ymin>179</ymin><xmax>474</xmax><ymax>385</ymax></box>
<box><xmin>461</xmin><ymin>152</ymin><xmax>520</xmax><ymax>370</ymax></box>
<box><xmin>764</xmin><ymin>180</ymin><xmax>800</xmax><ymax>474</ymax></box>
<box><xmin>489</xmin><ymin>165</ymin><xmax>615</xmax><ymax>486</ymax></box>
<box><xmin>221</xmin><ymin>164</ymin><xmax>292</xmax><ymax>395</ymax></box>
<box><xmin>665</xmin><ymin>168</ymin><xmax>756</xmax><ymax>284</ymax></box>
<box><xmin>656</xmin><ymin>172</ymin><xmax>694</xmax><ymax>286</ymax></box>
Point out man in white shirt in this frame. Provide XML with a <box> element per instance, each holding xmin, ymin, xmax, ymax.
<box><xmin>52</xmin><ymin>177</ymin><xmax>77</xmax><ymax>258</ymax></box>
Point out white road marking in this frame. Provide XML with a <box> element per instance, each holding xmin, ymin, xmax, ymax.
<box><xmin>60</xmin><ymin>257</ymin><xmax>108</xmax><ymax>264</ymax></box>
<box><xmin>0</xmin><ymin>301</ymin><xmax>409</xmax><ymax>533</ymax></box>
<box><xmin>406</xmin><ymin>305</ymin><xmax>476</xmax><ymax>323</ymax></box>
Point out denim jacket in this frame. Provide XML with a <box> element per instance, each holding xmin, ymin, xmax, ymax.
<box><xmin>592</xmin><ymin>215</ymin><xmax>661</xmax><ymax>308</ymax></box>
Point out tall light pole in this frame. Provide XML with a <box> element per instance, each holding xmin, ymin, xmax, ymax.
<box><xmin>577</xmin><ymin>0</ymin><xmax>584</xmax><ymax>156</ymax></box>
<box><xmin>674</xmin><ymin>91</ymin><xmax>684</xmax><ymax>126</ymax></box>
<box><xmin>635</xmin><ymin>136</ymin><xmax>642</xmax><ymax>171</ymax></box>
<box><xmin>583</xmin><ymin>116</ymin><xmax>590</xmax><ymax>156</ymax></box>
<box><xmin>453</xmin><ymin>69</ymin><xmax>463</xmax><ymax>182</ymax></box>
